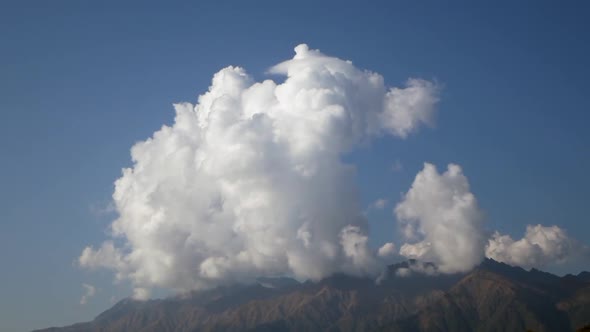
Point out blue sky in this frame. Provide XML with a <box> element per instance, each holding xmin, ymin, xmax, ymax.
<box><xmin>1</xmin><ymin>1</ymin><xmax>590</xmax><ymax>331</ymax></box>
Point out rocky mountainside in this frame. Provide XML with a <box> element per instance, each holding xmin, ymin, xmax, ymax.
<box><xmin>35</xmin><ymin>259</ymin><xmax>590</xmax><ymax>332</ymax></box>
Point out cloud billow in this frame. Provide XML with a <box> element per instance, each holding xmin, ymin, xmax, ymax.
<box><xmin>395</xmin><ymin>163</ymin><xmax>589</xmax><ymax>274</ymax></box>
<box><xmin>79</xmin><ymin>283</ymin><xmax>96</xmax><ymax>305</ymax></box>
<box><xmin>395</xmin><ymin>163</ymin><xmax>486</xmax><ymax>273</ymax></box>
<box><xmin>79</xmin><ymin>44</ymin><xmax>439</xmax><ymax>296</ymax></box>
<box><xmin>486</xmin><ymin>225</ymin><xmax>589</xmax><ymax>269</ymax></box>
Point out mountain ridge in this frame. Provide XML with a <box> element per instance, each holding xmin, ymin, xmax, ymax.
<box><xmin>35</xmin><ymin>259</ymin><xmax>590</xmax><ymax>332</ymax></box>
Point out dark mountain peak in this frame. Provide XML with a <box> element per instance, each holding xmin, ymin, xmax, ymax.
<box><xmin>315</xmin><ymin>272</ymin><xmax>374</xmax><ymax>290</ymax></box>
<box><xmin>578</xmin><ymin>271</ymin><xmax>590</xmax><ymax>282</ymax></box>
<box><xmin>454</xmin><ymin>267</ymin><xmax>517</xmax><ymax>291</ymax></box>
<box><xmin>476</xmin><ymin>258</ymin><xmax>551</xmax><ymax>284</ymax></box>
<box><xmin>475</xmin><ymin>258</ymin><xmax>590</xmax><ymax>302</ymax></box>
<box><xmin>94</xmin><ymin>297</ymin><xmax>159</xmax><ymax>324</ymax></box>
<box><xmin>478</xmin><ymin>257</ymin><xmax>525</xmax><ymax>272</ymax></box>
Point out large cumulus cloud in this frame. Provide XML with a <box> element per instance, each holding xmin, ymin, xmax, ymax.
<box><xmin>79</xmin><ymin>44</ymin><xmax>439</xmax><ymax>295</ymax></box>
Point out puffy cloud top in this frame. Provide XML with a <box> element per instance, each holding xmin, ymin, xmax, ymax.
<box><xmin>395</xmin><ymin>163</ymin><xmax>486</xmax><ymax>273</ymax></box>
<box><xmin>395</xmin><ymin>163</ymin><xmax>588</xmax><ymax>274</ymax></box>
<box><xmin>79</xmin><ymin>45</ymin><xmax>439</xmax><ymax>293</ymax></box>
<box><xmin>486</xmin><ymin>224</ymin><xmax>589</xmax><ymax>269</ymax></box>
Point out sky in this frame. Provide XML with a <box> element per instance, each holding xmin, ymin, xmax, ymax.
<box><xmin>1</xmin><ymin>1</ymin><xmax>590</xmax><ymax>331</ymax></box>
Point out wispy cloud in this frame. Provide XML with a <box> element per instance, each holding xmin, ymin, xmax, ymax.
<box><xmin>391</xmin><ymin>159</ymin><xmax>403</xmax><ymax>172</ymax></box>
<box><xmin>88</xmin><ymin>201</ymin><xmax>116</xmax><ymax>217</ymax></box>
<box><xmin>79</xmin><ymin>283</ymin><xmax>96</xmax><ymax>305</ymax></box>
<box><xmin>371</xmin><ymin>198</ymin><xmax>388</xmax><ymax>210</ymax></box>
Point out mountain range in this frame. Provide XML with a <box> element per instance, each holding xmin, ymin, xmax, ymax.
<box><xmin>35</xmin><ymin>259</ymin><xmax>590</xmax><ymax>332</ymax></box>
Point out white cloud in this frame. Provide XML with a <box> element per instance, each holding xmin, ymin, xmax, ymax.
<box><xmin>395</xmin><ymin>260</ymin><xmax>438</xmax><ymax>277</ymax></box>
<box><xmin>486</xmin><ymin>224</ymin><xmax>589</xmax><ymax>269</ymax></box>
<box><xmin>377</xmin><ymin>242</ymin><xmax>396</xmax><ymax>258</ymax></box>
<box><xmin>379</xmin><ymin>79</ymin><xmax>439</xmax><ymax>138</ymax></box>
<box><xmin>396</xmin><ymin>163</ymin><xmax>590</xmax><ymax>275</ymax></box>
<box><xmin>399</xmin><ymin>241</ymin><xmax>433</xmax><ymax>260</ymax></box>
<box><xmin>79</xmin><ymin>241</ymin><xmax>127</xmax><ymax>281</ymax></box>
<box><xmin>371</xmin><ymin>198</ymin><xmax>388</xmax><ymax>210</ymax></box>
<box><xmin>396</xmin><ymin>268</ymin><xmax>412</xmax><ymax>277</ymax></box>
<box><xmin>395</xmin><ymin>163</ymin><xmax>485</xmax><ymax>273</ymax></box>
<box><xmin>80</xmin><ymin>283</ymin><xmax>96</xmax><ymax>305</ymax></box>
<box><xmin>132</xmin><ymin>287</ymin><xmax>150</xmax><ymax>301</ymax></box>
<box><xmin>339</xmin><ymin>225</ymin><xmax>379</xmax><ymax>275</ymax></box>
<box><xmin>79</xmin><ymin>44</ymin><xmax>439</xmax><ymax>294</ymax></box>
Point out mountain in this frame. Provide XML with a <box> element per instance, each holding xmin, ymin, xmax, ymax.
<box><xmin>577</xmin><ymin>271</ymin><xmax>590</xmax><ymax>282</ymax></box>
<box><xmin>34</xmin><ymin>259</ymin><xmax>590</xmax><ymax>332</ymax></box>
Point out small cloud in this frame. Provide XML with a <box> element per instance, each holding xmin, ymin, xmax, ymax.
<box><xmin>378</xmin><ymin>242</ymin><xmax>396</xmax><ymax>258</ymax></box>
<box><xmin>89</xmin><ymin>201</ymin><xmax>116</xmax><ymax>217</ymax></box>
<box><xmin>80</xmin><ymin>283</ymin><xmax>96</xmax><ymax>305</ymax></box>
<box><xmin>132</xmin><ymin>287</ymin><xmax>150</xmax><ymax>301</ymax></box>
<box><xmin>79</xmin><ymin>241</ymin><xmax>125</xmax><ymax>271</ymax></box>
<box><xmin>485</xmin><ymin>225</ymin><xmax>590</xmax><ymax>269</ymax></box>
<box><xmin>395</xmin><ymin>267</ymin><xmax>412</xmax><ymax>277</ymax></box>
<box><xmin>371</xmin><ymin>198</ymin><xmax>388</xmax><ymax>210</ymax></box>
<box><xmin>391</xmin><ymin>159</ymin><xmax>403</xmax><ymax>172</ymax></box>
<box><xmin>394</xmin><ymin>261</ymin><xmax>438</xmax><ymax>277</ymax></box>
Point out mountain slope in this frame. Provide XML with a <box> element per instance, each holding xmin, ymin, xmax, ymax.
<box><xmin>34</xmin><ymin>260</ymin><xmax>590</xmax><ymax>332</ymax></box>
